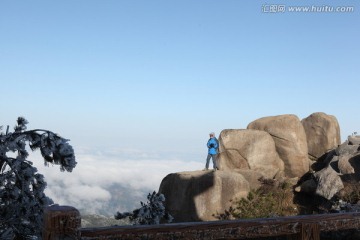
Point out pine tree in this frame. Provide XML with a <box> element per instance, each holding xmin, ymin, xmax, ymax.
<box><xmin>0</xmin><ymin>117</ymin><xmax>77</xmax><ymax>239</ymax></box>
<box><xmin>115</xmin><ymin>191</ymin><xmax>173</xmax><ymax>225</ymax></box>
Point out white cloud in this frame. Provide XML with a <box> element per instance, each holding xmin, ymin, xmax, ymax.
<box><xmin>67</xmin><ymin>185</ymin><xmax>111</xmax><ymax>201</ymax></box>
<box><xmin>30</xmin><ymin>147</ymin><xmax>203</xmax><ymax>215</ymax></box>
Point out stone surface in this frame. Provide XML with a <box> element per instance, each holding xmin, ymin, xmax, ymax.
<box><xmin>158</xmin><ymin>170</ymin><xmax>250</xmax><ymax>222</ymax></box>
<box><xmin>338</xmin><ymin>154</ymin><xmax>355</xmax><ymax>175</ymax></box>
<box><xmin>314</xmin><ymin>166</ymin><xmax>344</xmax><ymax>200</ymax></box>
<box><xmin>234</xmin><ymin>169</ymin><xmax>265</xmax><ymax>190</ymax></box>
<box><xmin>299</xmin><ymin>179</ymin><xmax>317</xmax><ymax>193</ymax></box>
<box><xmin>339</xmin><ymin>153</ymin><xmax>360</xmax><ymax>179</ymax></box>
<box><xmin>348</xmin><ymin>135</ymin><xmax>360</xmax><ymax>145</ymax></box>
<box><xmin>301</xmin><ymin>112</ymin><xmax>341</xmax><ymax>159</ymax></box>
<box><xmin>217</xmin><ymin>129</ymin><xmax>284</xmax><ymax>179</ymax></box>
<box><xmin>336</xmin><ymin>142</ymin><xmax>359</xmax><ymax>156</ymax></box>
<box><xmin>157</xmin><ymin>113</ymin><xmax>356</xmax><ymax>223</ymax></box>
<box><xmin>299</xmin><ymin>141</ymin><xmax>360</xmax><ymax>200</ymax></box>
<box><xmin>247</xmin><ymin>114</ymin><xmax>309</xmax><ymax>178</ymax></box>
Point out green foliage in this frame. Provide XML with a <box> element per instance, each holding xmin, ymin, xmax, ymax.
<box><xmin>235</xmin><ymin>180</ymin><xmax>298</xmax><ymax>219</ymax></box>
<box><xmin>233</xmin><ymin>188</ymin><xmax>277</xmax><ymax>219</ymax></box>
<box><xmin>216</xmin><ymin>179</ymin><xmax>298</xmax><ymax>220</ymax></box>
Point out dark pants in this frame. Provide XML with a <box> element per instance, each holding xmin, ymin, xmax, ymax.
<box><xmin>205</xmin><ymin>154</ymin><xmax>217</xmax><ymax>169</ymax></box>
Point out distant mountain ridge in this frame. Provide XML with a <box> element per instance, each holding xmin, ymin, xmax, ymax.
<box><xmin>73</xmin><ymin>183</ymin><xmax>152</xmax><ymax>217</ymax></box>
<box><xmin>81</xmin><ymin>214</ymin><xmax>129</xmax><ymax>228</ymax></box>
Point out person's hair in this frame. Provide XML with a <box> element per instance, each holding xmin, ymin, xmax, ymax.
<box><xmin>209</xmin><ymin>132</ymin><xmax>215</xmax><ymax>136</ymax></box>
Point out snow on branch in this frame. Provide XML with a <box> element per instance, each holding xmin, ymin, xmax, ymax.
<box><xmin>0</xmin><ymin>117</ymin><xmax>77</xmax><ymax>239</ymax></box>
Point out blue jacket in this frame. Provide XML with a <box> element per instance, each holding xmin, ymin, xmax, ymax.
<box><xmin>207</xmin><ymin>137</ymin><xmax>218</xmax><ymax>155</ymax></box>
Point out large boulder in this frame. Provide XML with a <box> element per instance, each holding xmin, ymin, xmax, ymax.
<box><xmin>336</xmin><ymin>141</ymin><xmax>359</xmax><ymax>156</ymax></box>
<box><xmin>301</xmin><ymin>112</ymin><xmax>341</xmax><ymax>159</ymax></box>
<box><xmin>338</xmin><ymin>152</ymin><xmax>360</xmax><ymax>176</ymax></box>
<box><xmin>158</xmin><ymin>170</ymin><xmax>250</xmax><ymax>222</ymax></box>
<box><xmin>234</xmin><ymin>169</ymin><xmax>266</xmax><ymax>190</ymax></box>
<box><xmin>218</xmin><ymin>129</ymin><xmax>284</xmax><ymax>179</ymax></box>
<box><xmin>314</xmin><ymin>166</ymin><xmax>344</xmax><ymax>200</ymax></box>
<box><xmin>348</xmin><ymin>135</ymin><xmax>360</xmax><ymax>145</ymax></box>
<box><xmin>247</xmin><ymin>114</ymin><xmax>309</xmax><ymax>178</ymax></box>
<box><xmin>298</xmin><ymin>141</ymin><xmax>360</xmax><ymax>200</ymax></box>
<box><xmin>297</xmin><ymin>161</ymin><xmax>344</xmax><ymax>200</ymax></box>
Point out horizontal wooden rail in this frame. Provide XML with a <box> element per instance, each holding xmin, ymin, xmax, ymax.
<box><xmin>80</xmin><ymin>212</ymin><xmax>360</xmax><ymax>240</ymax></box>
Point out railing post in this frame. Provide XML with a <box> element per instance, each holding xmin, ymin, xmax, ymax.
<box><xmin>43</xmin><ymin>205</ymin><xmax>81</xmax><ymax>240</ymax></box>
<box><xmin>300</xmin><ymin>223</ymin><xmax>320</xmax><ymax>240</ymax></box>
<box><xmin>288</xmin><ymin>223</ymin><xmax>320</xmax><ymax>240</ymax></box>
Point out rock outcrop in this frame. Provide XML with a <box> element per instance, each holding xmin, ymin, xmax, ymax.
<box><xmin>314</xmin><ymin>166</ymin><xmax>344</xmax><ymax>200</ymax></box>
<box><xmin>298</xmin><ymin>137</ymin><xmax>360</xmax><ymax>200</ymax></box>
<box><xmin>159</xmin><ymin>112</ymin><xmax>347</xmax><ymax>222</ymax></box>
<box><xmin>218</xmin><ymin>129</ymin><xmax>284</xmax><ymax>179</ymax></box>
<box><xmin>301</xmin><ymin>112</ymin><xmax>341</xmax><ymax>160</ymax></box>
<box><xmin>348</xmin><ymin>135</ymin><xmax>360</xmax><ymax>145</ymax></box>
<box><xmin>159</xmin><ymin>171</ymin><xmax>249</xmax><ymax>222</ymax></box>
<box><xmin>247</xmin><ymin>114</ymin><xmax>309</xmax><ymax>178</ymax></box>
<box><xmin>234</xmin><ymin>169</ymin><xmax>266</xmax><ymax>190</ymax></box>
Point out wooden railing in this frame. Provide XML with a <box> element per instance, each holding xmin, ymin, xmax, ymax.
<box><xmin>43</xmin><ymin>205</ymin><xmax>360</xmax><ymax>240</ymax></box>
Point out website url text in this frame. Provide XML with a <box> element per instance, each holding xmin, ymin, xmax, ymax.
<box><xmin>262</xmin><ymin>5</ymin><xmax>355</xmax><ymax>13</ymax></box>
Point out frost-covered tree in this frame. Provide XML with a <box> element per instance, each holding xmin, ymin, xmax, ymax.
<box><xmin>115</xmin><ymin>191</ymin><xmax>173</xmax><ymax>225</ymax></box>
<box><xmin>0</xmin><ymin>117</ymin><xmax>76</xmax><ymax>239</ymax></box>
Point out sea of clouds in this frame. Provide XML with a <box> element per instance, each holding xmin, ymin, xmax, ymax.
<box><xmin>30</xmin><ymin>147</ymin><xmax>203</xmax><ymax>216</ymax></box>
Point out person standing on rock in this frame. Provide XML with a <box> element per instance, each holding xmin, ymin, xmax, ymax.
<box><xmin>204</xmin><ymin>132</ymin><xmax>219</xmax><ymax>171</ymax></box>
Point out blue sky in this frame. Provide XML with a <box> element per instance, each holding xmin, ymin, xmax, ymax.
<box><xmin>1</xmin><ymin>0</ymin><xmax>359</xmax><ymax>214</ymax></box>
<box><xmin>1</xmin><ymin>0</ymin><xmax>359</xmax><ymax>162</ymax></box>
